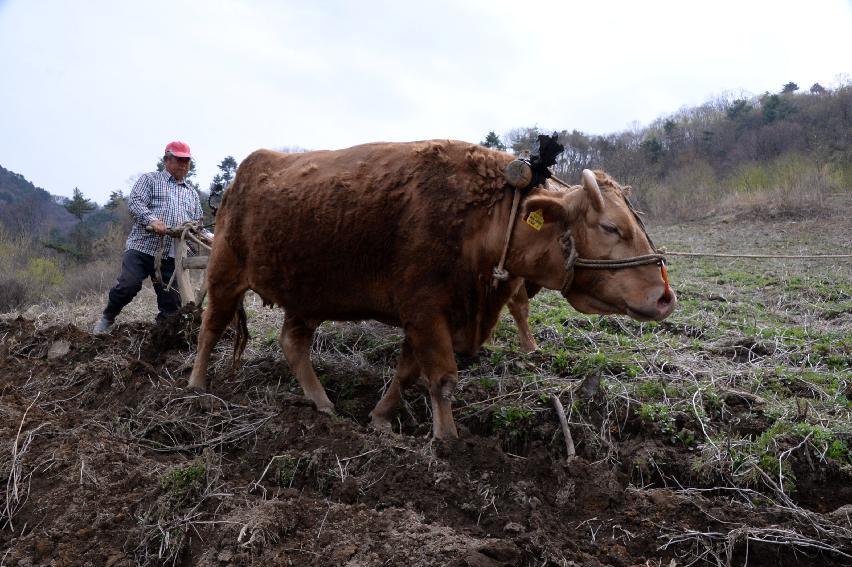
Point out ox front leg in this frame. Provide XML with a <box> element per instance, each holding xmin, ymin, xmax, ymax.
<box><xmin>189</xmin><ymin>286</ymin><xmax>244</xmax><ymax>392</ymax></box>
<box><xmin>406</xmin><ymin>317</ymin><xmax>459</xmax><ymax>439</ymax></box>
<box><xmin>370</xmin><ymin>339</ymin><xmax>420</xmax><ymax>431</ymax></box>
<box><xmin>280</xmin><ymin>315</ymin><xmax>335</xmax><ymax>415</ymax></box>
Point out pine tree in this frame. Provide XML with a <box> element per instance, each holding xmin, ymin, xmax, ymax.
<box><xmin>105</xmin><ymin>190</ymin><xmax>125</xmax><ymax>210</ymax></box>
<box><xmin>218</xmin><ymin>156</ymin><xmax>238</xmax><ymax>185</ymax></box>
<box><xmin>208</xmin><ymin>156</ymin><xmax>239</xmax><ymax>212</ymax></box>
<box><xmin>480</xmin><ymin>131</ymin><xmax>507</xmax><ymax>151</ymax></box>
<box><xmin>64</xmin><ymin>187</ymin><xmax>97</xmax><ymax>221</ymax></box>
<box><xmin>781</xmin><ymin>82</ymin><xmax>799</xmax><ymax>94</ymax></box>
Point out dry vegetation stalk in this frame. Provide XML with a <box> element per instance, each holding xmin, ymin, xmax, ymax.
<box><xmin>2</xmin><ymin>393</ymin><xmax>45</xmax><ymax>532</ymax></box>
<box><xmin>550</xmin><ymin>394</ymin><xmax>575</xmax><ymax>460</ymax></box>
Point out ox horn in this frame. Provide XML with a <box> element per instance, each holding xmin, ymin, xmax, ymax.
<box><xmin>504</xmin><ymin>160</ymin><xmax>533</xmax><ymax>189</ymax></box>
<box><xmin>582</xmin><ymin>169</ymin><xmax>604</xmax><ymax>211</ymax></box>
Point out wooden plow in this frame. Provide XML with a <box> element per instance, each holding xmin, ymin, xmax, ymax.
<box><xmin>147</xmin><ymin>222</ymin><xmax>212</xmax><ymax>308</ymax></box>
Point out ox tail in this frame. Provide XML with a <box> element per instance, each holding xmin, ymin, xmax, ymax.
<box><xmin>230</xmin><ymin>295</ymin><xmax>249</xmax><ymax>373</ymax></box>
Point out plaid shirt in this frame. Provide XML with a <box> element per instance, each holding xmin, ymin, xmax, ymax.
<box><xmin>125</xmin><ymin>170</ymin><xmax>205</xmax><ymax>257</ymax></box>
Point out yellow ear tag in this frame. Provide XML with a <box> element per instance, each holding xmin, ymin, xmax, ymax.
<box><xmin>525</xmin><ymin>209</ymin><xmax>544</xmax><ymax>231</ymax></box>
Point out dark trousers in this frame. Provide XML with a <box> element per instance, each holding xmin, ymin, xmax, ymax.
<box><xmin>103</xmin><ymin>250</ymin><xmax>181</xmax><ymax>321</ymax></box>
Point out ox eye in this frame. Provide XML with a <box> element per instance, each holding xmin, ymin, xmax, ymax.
<box><xmin>601</xmin><ymin>223</ymin><xmax>620</xmax><ymax>236</ymax></box>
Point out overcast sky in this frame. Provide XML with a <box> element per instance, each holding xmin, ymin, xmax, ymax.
<box><xmin>1</xmin><ymin>0</ymin><xmax>850</xmax><ymax>204</ymax></box>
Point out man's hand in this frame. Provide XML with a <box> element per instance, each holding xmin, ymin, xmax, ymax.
<box><xmin>150</xmin><ymin>219</ymin><xmax>167</xmax><ymax>235</ymax></box>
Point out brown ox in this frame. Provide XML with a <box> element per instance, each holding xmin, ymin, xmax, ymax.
<box><xmin>189</xmin><ymin>140</ymin><xmax>676</xmax><ymax>438</ymax></box>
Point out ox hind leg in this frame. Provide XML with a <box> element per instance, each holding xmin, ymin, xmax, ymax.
<box><xmin>370</xmin><ymin>339</ymin><xmax>420</xmax><ymax>431</ymax></box>
<box><xmin>404</xmin><ymin>315</ymin><xmax>459</xmax><ymax>439</ymax></box>
<box><xmin>280</xmin><ymin>314</ymin><xmax>335</xmax><ymax>415</ymax></box>
<box><xmin>189</xmin><ymin>243</ymin><xmax>246</xmax><ymax>391</ymax></box>
<box><xmin>507</xmin><ymin>281</ymin><xmax>538</xmax><ymax>353</ymax></box>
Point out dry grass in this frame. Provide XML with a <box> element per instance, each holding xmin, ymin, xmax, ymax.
<box><xmin>1</xmin><ymin>196</ymin><xmax>850</xmax><ymax>565</ymax></box>
<box><xmin>1</xmin><ymin>395</ymin><xmax>51</xmax><ymax>533</ymax></box>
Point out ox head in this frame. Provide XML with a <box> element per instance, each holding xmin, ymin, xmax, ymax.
<box><xmin>508</xmin><ymin>170</ymin><xmax>676</xmax><ymax>322</ymax></box>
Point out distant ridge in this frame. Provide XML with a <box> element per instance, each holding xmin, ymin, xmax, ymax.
<box><xmin>0</xmin><ymin>165</ymin><xmax>77</xmax><ymax>236</ymax></box>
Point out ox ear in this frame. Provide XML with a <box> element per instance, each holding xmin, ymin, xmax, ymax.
<box><xmin>521</xmin><ymin>194</ymin><xmax>571</xmax><ymax>230</ymax></box>
<box><xmin>582</xmin><ymin>169</ymin><xmax>605</xmax><ymax>212</ymax></box>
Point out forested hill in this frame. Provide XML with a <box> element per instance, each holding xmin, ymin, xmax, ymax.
<box><xmin>503</xmin><ymin>82</ymin><xmax>851</xmax><ymax>183</ymax></box>
<box><xmin>491</xmin><ymin>81</ymin><xmax>852</xmax><ymax>218</ymax></box>
<box><xmin>0</xmin><ymin>157</ymin><xmax>214</xmax><ymax>242</ymax></box>
<box><xmin>0</xmin><ymin>165</ymin><xmax>77</xmax><ymax>236</ymax></box>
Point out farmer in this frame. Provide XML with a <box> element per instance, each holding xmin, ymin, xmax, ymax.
<box><xmin>93</xmin><ymin>141</ymin><xmax>211</xmax><ymax>334</ymax></box>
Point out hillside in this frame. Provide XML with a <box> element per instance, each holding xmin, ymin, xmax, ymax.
<box><xmin>0</xmin><ymin>165</ymin><xmax>77</xmax><ymax>236</ymax></box>
<box><xmin>503</xmin><ymin>82</ymin><xmax>852</xmax><ymax>220</ymax></box>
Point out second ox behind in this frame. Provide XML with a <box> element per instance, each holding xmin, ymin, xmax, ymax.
<box><xmin>189</xmin><ymin>140</ymin><xmax>676</xmax><ymax>438</ymax></box>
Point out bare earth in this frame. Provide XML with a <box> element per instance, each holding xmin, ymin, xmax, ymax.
<box><xmin>0</xmin><ymin>194</ymin><xmax>850</xmax><ymax>566</ymax></box>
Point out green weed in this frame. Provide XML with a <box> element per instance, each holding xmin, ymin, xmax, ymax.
<box><xmin>276</xmin><ymin>455</ymin><xmax>300</xmax><ymax>487</ymax></box>
<box><xmin>493</xmin><ymin>406</ymin><xmax>534</xmax><ymax>437</ymax></box>
<box><xmin>160</xmin><ymin>459</ymin><xmax>206</xmax><ymax>504</ymax></box>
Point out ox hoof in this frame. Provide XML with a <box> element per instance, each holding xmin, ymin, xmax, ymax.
<box><xmin>186</xmin><ymin>386</ymin><xmax>214</xmax><ymax>411</ymax></box>
<box><xmin>316</xmin><ymin>404</ymin><xmax>336</xmax><ymax>417</ymax></box>
<box><xmin>198</xmin><ymin>396</ymin><xmax>215</xmax><ymax>412</ymax></box>
<box><xmin>369</xmin><ymin>415</ymin><xmax>393</xmax><ymax>433</ymax></box>
<box><xmin>519</xmin><ymin>342</ymin><xmax>538</xmax><ymax>354</ymax></box>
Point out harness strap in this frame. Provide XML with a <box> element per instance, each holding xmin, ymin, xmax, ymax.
<box><xmin>491</xmin><ymin>187</ymin><xmax>522</xmax><ymax>288</ymax></box>
<box><xmin>491</xmin><ymin>170</ymin><xmax>668</xmax><ymax>291</ymax></box>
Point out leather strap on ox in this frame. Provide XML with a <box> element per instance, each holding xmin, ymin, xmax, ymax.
<box><xmin>492</xmin><ymin>134</ymin><xmax>564</xmax><ymax>288</ymax></box>
<box><xmin>493</xmin><ymin>134</ymin><xmax>667</xmax><ymax>292</ymax></box>
<box><xmin>491</xmin><ymin>188</ymin><xmax>522</xmax><ymax>287</ymax></box>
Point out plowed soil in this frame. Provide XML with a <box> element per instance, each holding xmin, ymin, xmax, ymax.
<box><xmin>0</xmin><ymin>315</ymin><xmax>848</xmax><ymax>567</ymax></box>
<box><xmin>1</xmin><ymin>197</ymin><xmax>851</xmax><ymax>566</ymax></box>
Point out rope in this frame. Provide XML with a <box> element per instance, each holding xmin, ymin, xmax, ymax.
<box><xmin>148</xmin><ymin>221</ymin><xmax>207</xmax><ymax>291</ymax></box>
<box><xmin>575</xmin><ymin>254</ymin><xmax>665</xmax><ymax>268</ymax></box>
<box><xmin>559</xmin><ymin>231</ymin><xmax>578</xmax><ymax>295</ymax></box>
<box><xmin>164</xmin><ymin>224</ymin><xmax>193</xmax><ymax>292</ymax></box>
<box><xmin>153</xmin><ymin>236</ymin><xmax>166</xmax><ymax>286</ymax></box>
<box><xmin>662</xmin><ymin>251</ymin><xmax>852</xmax><ymax>260</ymax></box>
<box><xmin>549</xmin><ymin>172</ymin><xmax>850</xmax><ymax>262</ymax></box>
<box><xmin>492</xmin><ymin>188</ymin><xmax>522</xmax><ymax>288</ymax></box>
<box><xmin>488</xmin><ymin>168</ymin><xmax>846</xmax><ymax>291</ymax></box>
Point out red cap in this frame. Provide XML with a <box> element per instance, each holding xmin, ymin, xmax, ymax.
<box><xmin>164</xmin><ymin>141</ymin><xmax>192</xmax><ymax>158</ymax></box>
